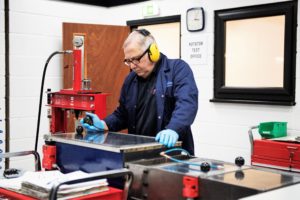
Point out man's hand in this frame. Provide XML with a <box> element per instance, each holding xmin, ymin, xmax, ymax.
<box><xmin>155</xmin><ymin>129</ymin><xmax>179</xmax><ymax>148</ymax></box>
<box><xmin>80</xmin><ymin>112</ymin><xmax>105</xmax><ymax>132</ymax></box>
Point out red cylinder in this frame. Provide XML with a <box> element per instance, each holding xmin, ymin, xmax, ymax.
<box><xmin>73</xmin><ymin>49</ymin><xmax>82</xmax><ymax>91</ymax></box>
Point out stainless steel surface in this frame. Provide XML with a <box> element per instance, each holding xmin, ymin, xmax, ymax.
<box><xmin>251</xmin><ymin>162</ymin><xmax>300</xmax><ymax>173</ymax></box>
<box><xmin>44</xmin><ymin>132</ymin><xmax>181</xmax><ymax>153</ymax></box>
<box><xmin>240</xmin><ymin>183</ymin><xmax>300</xmax><ymax>200</ymax></box>
<box><xmin>127</xmin><ymin>156</ymin><xmax>300</xmax><ymax>200</ymax></box>
<box><xmin>208</xmin><ymin>167</ymin><xmax>300</xmax><ymax>190</ymax></box>
<box><xmin>130</xmin><ymin>155</ymin><xmax>250</xmax><ymax>176</ymax></box>
<box><xmin>160</xmin><ymin>157</ymin><xmax>249</xmax><ymax>176</ymax></box>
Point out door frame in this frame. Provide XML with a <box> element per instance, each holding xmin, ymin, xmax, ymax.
<box><xmin>126</xmin><ymin>15</ymin><xmax>181</xmax><ymax>58</ymax></box>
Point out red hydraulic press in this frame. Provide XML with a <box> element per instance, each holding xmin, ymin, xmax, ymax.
<box><xmin>47</xmin><ymin>49</ymin><xmax>108</xmax><ymax>134</ymax></box>
<box><xmin>43</xmin><ymin>39</ymin><xmax>108</xmax><ymax>170</ymax></box>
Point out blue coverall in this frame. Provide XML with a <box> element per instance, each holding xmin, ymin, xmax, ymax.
<box><xmin>104</xmin><ymin>53</ymin><xmax>198</xmax><ymax>155</ymax></box>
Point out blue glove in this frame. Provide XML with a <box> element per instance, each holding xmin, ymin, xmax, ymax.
<box><xmin>85</xmin><ymin>132</ymin><xmax>105</xmax><ymax>144</ymax></box>
<box><xmin>80</xmin><ymin>112</ymin><xmax>105</xmax><ymax>132</ymax></box>
<box><xmin>155</xmin><ymin>129</ymin><xmax>179</xmax><ymax>148</ymax></box>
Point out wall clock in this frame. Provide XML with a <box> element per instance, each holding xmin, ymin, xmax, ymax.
<box><xmin>186</xmin><ymin>7</ymin><xmax>205</xmax><ymax>32</ymax></box>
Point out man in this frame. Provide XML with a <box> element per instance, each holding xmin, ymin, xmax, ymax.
<box><xmin>81</xmin><ymin>29</ymin><xmax>198</xmax><ymax>155</ymax></box>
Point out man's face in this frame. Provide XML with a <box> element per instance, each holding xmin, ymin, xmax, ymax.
<box><xmin>123</xmin><ymin>43</ymin><xmax>155</xmax><ymax>79</ymax></box>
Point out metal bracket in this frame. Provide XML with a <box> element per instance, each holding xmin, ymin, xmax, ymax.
<box><xmin>0</xmin><ymin>150</ymin><xmax>41</xmax><ymax>171</ymax></box>
<box><xmin>49</xmin><ymin>168</ymin><xmax>133</xmax><ymax>200</ymax></box>
<box><xmin>248</xmin><ymin>126</ymin><xmax>259</xmax><ymax>156</ymax></box>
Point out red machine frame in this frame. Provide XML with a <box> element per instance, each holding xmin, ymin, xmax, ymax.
<box><xmin>48</xmin><ymin>91</ymin><xmax>108</xmax><ymax>133</ymax></box>
<box><xmin>43</xmin><ymin>48</ymin><xmax>108</xmax><ymax>170</ymax></box>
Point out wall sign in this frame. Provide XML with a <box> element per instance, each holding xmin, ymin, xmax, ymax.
<box><xmin>183</xmin><ymin>35</ymin><xmax>208</xmax><ymax>65</ymax></box>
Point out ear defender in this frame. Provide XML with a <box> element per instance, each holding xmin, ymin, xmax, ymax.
<box><xmin>135</xmin><ymin>29</ymin><xmax>160</xmax><ymax>62</ymax></box>
<box><xmin>148</xmin><ymin>43</ymin><xmax>160</xmax><ymax>62</ymax></box>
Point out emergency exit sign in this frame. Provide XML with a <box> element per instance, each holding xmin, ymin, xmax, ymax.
<box><xmin>142</xmin><ymin>2</ymin><xmax>160</xmax><ymax>18</ymax></box>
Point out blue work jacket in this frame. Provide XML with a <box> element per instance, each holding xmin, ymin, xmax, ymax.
<box><xmin>104</xmin><ymin>53</ymin><xmax>198</xmax><ymax>155</ymax></box>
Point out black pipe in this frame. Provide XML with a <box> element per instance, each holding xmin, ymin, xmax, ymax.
<box><xmin>34</xmin><ymin>50</ymin><xmax>72</xmax><ymax>151</ymax></box>
<box><xmin>4</xmin><ymin>0</ymin><xmax>10</xmax><ymax>169</ymax></box>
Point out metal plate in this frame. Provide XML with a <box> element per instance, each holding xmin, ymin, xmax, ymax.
<box><xmin>45</xmin><ymin>132</ymin><xmax>181</xmax><ymax>153</ymax></box>
<box><xmin>127</xmin><ymin>156</ymin><xmax>300</xmax><ymax>200</ymax></box>
<box><xmin>208</xmin><ymin>168</ymin><xmax>300</xmax><ymax>190</ymax></box>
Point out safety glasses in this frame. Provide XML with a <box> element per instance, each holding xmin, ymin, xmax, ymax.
<box><xmin>124</xmin><ymin>48</ymin><xmax>148</xmax><ymax>66</ymax></box>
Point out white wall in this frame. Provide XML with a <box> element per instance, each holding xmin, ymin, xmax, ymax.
<box><xmin>3</xmin><ymin>0</ymin><xmax>299</xmax><ymax>170</ymax></box>
<box><xmin>7</xmin><ymin>0</ymin><xmax>113</xmax><ymax>170</ymax></box>
<box><xmin>0</xmin><ymin>0</ymin><xmax>5</xmax><ymax>172</ymax></box>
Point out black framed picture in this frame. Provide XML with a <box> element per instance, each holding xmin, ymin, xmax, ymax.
<box><xmin>211</xmin><ymin>1</ymin><xmax>297</xmax><ymax>106</ymax></box>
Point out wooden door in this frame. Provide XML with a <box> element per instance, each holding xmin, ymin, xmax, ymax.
<box><xmin>63</xmin><ymin>23</ymin><xmax>130</xmax><ymax>118</ymax></box>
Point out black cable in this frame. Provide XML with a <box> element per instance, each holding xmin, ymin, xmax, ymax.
<box><xmin>34</xmin><ymin>50</ymin><xmax>72</xmax><ymax>151</ymax></box>
<box><xmin>5</xmin><ymin>0</ymin><xmax>10</xmax><ymax>169</ymax></box>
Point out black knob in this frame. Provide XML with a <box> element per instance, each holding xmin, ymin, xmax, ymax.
<box><xmin>83</xmin><ymin>116</ymin><xmax>93</xmax><ymax>126</ymax></box>
<box><xmin>235</xmin><ymin>156</ymin><xmax>245</xmax><ymax>167</ymax></box>
<box><xmin>75</xmin><ymin>133</ymin><xmax>83</xmax><ymax>140</ymax></box>
<box><xmin>235</xmin><ymin>170</ymin><xmax>245</xmax><ymax>180</ymax></box>
<box><xmin>200</xmin><ymin>162</ymin><xmax>211</xmax><ymax>172</ymax></box>
<box><xmin>76</xmin><ymin>126</ymin><xmax>84</xmax><ymax>134</ymax></box>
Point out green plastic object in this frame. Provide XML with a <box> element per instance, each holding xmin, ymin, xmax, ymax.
<box><xmin>258</xmin><ymin>122</ymin><xmax>287</xmax><ymax>139</ymax></box>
